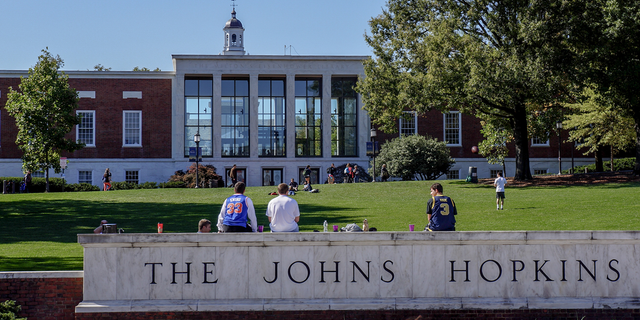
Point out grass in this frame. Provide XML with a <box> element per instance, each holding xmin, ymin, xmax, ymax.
<box><xmin>1</xmin><ymin>180</ymin><xmax>639</xmax><ymax>271</ymax></box>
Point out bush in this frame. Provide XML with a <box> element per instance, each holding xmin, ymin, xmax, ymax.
<box><xmin>66</xmin><ymin>183</ymin><xmax>100</xmax><ymax>192</ymax></box>
<box><xmin>111</xmin><ymin>181</ymin><xmax>137</xmax><ymax>190</ymax></box>
<box><xmin>0</xmin><ymin>300</ymin><xmax>26</xmax><ymax>320</ymax></box>
<box><xmin>159</xmin><ymin>181</ymin><xmax>186</xmax><ymax>188</ymax></box>
<box><xmin>0</xmin><ymin>176</ymin><xmax>66</xmax><ymax>193</ymax></box>
<box><xmin>169</xmin><ymin>164</ymin><xmax>223</xmax><ymax>188</ymax></box>
<box><xmin>139</xmin><ymin>182</ymin><xmax>158</xmax><ymax>189</ymax></box>
<box><xmin>372</xmin><ymin>135</ymin><xmax>455</xmax><ymax>180</ymax></box>
<box><xmin>562</xmin><ymin>157</ymin><xmax>636</xmax><ymax>174</ymax></box>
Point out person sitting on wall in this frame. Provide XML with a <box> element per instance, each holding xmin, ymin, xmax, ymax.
<box><xmin>217</xmin><ymin>182</ymin><xmax>257</xmax><ymax>233</ymax></box>
<box><xmin>93</xmin><ymin>220</ymin><xmax>108</xmax><ymax>234</ymax></box>
<box><xmin>266</xmin><ymin>183</ymin><xmax>300</xmax><ymax>232</ymax></box>
<box><xmin>425</xmin><ymin>183</ymin><xmax>457</xmax><ymax>231</ymax></box>
<box><xmin>198</xmin><ymin>219</ymin><xmax>212</xmax><ymax>233</ymax></box>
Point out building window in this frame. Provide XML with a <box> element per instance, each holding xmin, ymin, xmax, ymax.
<box><xmin>299</xmin><ymin>167</ymin><xmax>320</xmax><ymax>184</ymax></box>
<box><xmin>32</xmin><ymin>171</ymin><xmax>45</xmax><ymax>178</ymax></box>
<box><xmin>262</xmin><ymin>168</ymin><xmax>283</xmax><ymax>186</ymax></box>
<box><xmin>225</xmin><ymin>167</ymin><xmax>246</xmax><ymax>187</ymax></box>
<box><xmin>444</xmin><ymin>112</ymin><xmax>461</xmax><ymax>146</ymax></box>
<box><xmin>123</xmin><ymin>111</ymin><xmax>141</xmax><ymax>146</ymax></box>
<box><xmin>184</xmin><ymin>78</ymin><xmax>213</xmax><ymax>157</ymax></box>
<box><xmin>125</xmin><ymin>170</ymin><xmax>139</xmax><ymax>184</ymax></box>
<box><xmin>331</xmin><ymin>78</ymin><xmax>358</xmax><ymax>156</ymax></box>
<box><xmin>76</xmin><ymin>110</ymin><xmax>95</xmax><ymax>147</ymax></box>
<box><xmin>533</xmin><ymin>169</ymin><xmax>548</xmax><ymax>175</ymax></box>
<box><xmin>295</xmin><ymin>79</ymin><xmax>322</xmax><ymax>157</ymax></box>
<box><xmin>531</xmin><ymin>135</ymin><xmax>549</xmax><ymax>146</ymax></box>
<box><xmin>447</xmin><ymin>170</ymin><xmax>460</xmax><ymax>180</ymax></box>
<box><xmin>222</xmin><ymin>79</ymin><xmax>250</xmax><ymax>157</ymax></box>
<box><xmin>79</xmin><ymin>171</ymin><xmax>92</xmax><ymax>184</ymax></box>
<box><xmin>490</xmin><ymin>169</ymin><xmax>504</xmax><ymax>178</ymax></box>
<box><xmin>399</xmin><ymin>111</ymin><xmax>417</xmax><ymax>136</ymax></box>
<box><xmin>258</xmin><ymin>79</ymin><xmax>286</xmax><ymax>157</ymax></box>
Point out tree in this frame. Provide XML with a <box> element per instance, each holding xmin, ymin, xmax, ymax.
<box><xmin>357</xmin><ymin>0</ymin><xmax>572</xmax><ymax>180</ymax></box>
<box><xmin>93</xmin><ymin>64</ymin><xmax>111</xmax><ymax>71</ymax></box>
<box><xmin>478</xmin><ymin>119</ymin><xmax>511</xmax><ymax>176</ymax></box>
<box><xmin>0</xmin><ymin>300</ymin><xmax>26</xmax><ymax>320</ymax></box>
<box><xmin>373</xmin><ymin>135</ymin><xmax>454</xmax><ymax>181</ymax></box>
<box><xmin>133</xmin><ymin>66</ymin><xmax>161</xmax><ymax>71</ymax></box>
<box><xmin>564</xmin><ymin>88</ymin><xmax>636</xmax><ymax>172</ymax></box>
<box><xmin>566</xmin><ymin>1</ymin><xmax>640</xmax><ymax>175</ymax></box>
<box><xmin>5</xmin><ymin>49</ymin><xmax>84</xmax><ymax>192</ymax></box>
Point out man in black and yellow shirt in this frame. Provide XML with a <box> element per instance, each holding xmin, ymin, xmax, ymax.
<box><xmin>425</xmin><ymin>183</ymin><xmax>457</xmax><ymax>231</ymax></box>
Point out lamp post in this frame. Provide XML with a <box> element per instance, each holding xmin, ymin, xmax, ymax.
<box><xmin>194</xmin><ymin>132</ymin><xmax>201</xmax><ymax>188</ymax></box>
<box><xmin>556</xmin><ymin>121</ymin><xmax>562</xmax><ymax>175</ymax></box>
<box><xmin>370</xmin><ymin>128</ymin><xmax>377</xmax><ymax>182</ymax></box>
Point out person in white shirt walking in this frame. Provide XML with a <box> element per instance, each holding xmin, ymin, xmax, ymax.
<box><xmin>266</xmin><ymin>183</ymin><xmax>300</xmax><ymax>232</ymax></box>
<box><xmin>494</xmin><ymin>172</ymin><xmax>507</xmax><ymax>210</ymax></box>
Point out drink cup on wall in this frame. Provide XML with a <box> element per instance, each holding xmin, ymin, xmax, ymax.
<box><xmin>409</xmin><ymin>224</ymin><xmax>415</xmax><ymax>232</ymax></box>
<box><xmin>258</xmin><ymin>225</ymin><xmax>263</xmax><ymax>232</ymax></box>
<box><xmin>333</xmin><ymin>225</ymin><xmax>339</xmax><ymax>232</ymax></box>
<box><xmin>158</xmin><ymin>223</ymin><xmax>163</xmax><ymax>233</ymax></box>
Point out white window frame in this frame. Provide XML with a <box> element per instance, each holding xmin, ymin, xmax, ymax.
<box><xmin>443</xmin><ymin>111</ymin><xmax>461</xmax><ymax>146</ymax></box>
<box><xmin>76</xmin><ymin>110</ymin><xmax>96</xmax><ymax>147</ymax></box>
<box><xmin>531</xmin><ymin>134</ymin><xmax>550</xmax><ymax>146</ymax></box>
<box><xmin>78</xmin><ymin>170</ymin><xmax>93</xmax><ymax>184</ymax></box>
<box><xmin>490</xmin><ymin>169</ymin><xmax>504</xmax><ymax>178</ymax></box>
<box><xmin>123</xmin><ymin>111</ymin><xmax>142</xmax><ymax>147</ymax></box>
<box><xmin>447</xmin><ymin>169</ymin><xmax>460</xmax><ymax>180</ymax></box>
<box><xmin>125</xmin><ymin>170</ymin><xmax>139</xmax><ymax>184</ymax></box>
<box><xmin>399</xmin><ymin>111</ymin><xmax>417</xmax><ymax>136</ymax></box>
<box><xmin>533</xmin><ymin>169</ymin><xmax>548</xmax><ymax>175</ymax></box>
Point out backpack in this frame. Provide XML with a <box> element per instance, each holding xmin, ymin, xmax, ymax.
<box><xmin>344</xmin><ymin>167</ymin><xmax>350</xmax><ymax>174</ymax></box>
<box><xmin>326</xmin><ymin>167</ymin><xmax>331</xmax><ymax>174</ymax></box>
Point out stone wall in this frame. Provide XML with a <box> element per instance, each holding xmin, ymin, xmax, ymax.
<box><xmin>0</xmin><ymin>271</ymin><xmax>83</xmax><ymax>320</ymax></box>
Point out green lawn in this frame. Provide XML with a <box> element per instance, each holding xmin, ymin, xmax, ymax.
<box><xmin>1</xmin><ymin>180</ymin><xmax>639</xmax><ymax>271</ymax></box>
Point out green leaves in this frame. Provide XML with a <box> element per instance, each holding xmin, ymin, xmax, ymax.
<box><xmin>4</xmin><ymin>49</ymin><xmax>84</xmax><ymax>189</ymax></box>
<box><xmin>373</xmin><ymin>134</ymin><xmax>454</xmax><ymax>180</ymax></box>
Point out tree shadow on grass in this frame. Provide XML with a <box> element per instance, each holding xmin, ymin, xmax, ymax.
<box><xmin>0</xmin><ymin>256</ymin><xmax>83</xmax><ymax>271</ymax></box>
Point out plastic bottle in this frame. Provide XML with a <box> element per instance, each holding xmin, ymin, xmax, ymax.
<box><xmin>323</xmin><ymin>220</ymin><xmax>328</xmax><ymax>232</ymax></box>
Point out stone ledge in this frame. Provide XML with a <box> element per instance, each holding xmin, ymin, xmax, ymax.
<box><xmin>75</xmin><ymin>297</ymin><xmax>640</xmax><ymax>313</ymax></box>
<box><xmin>0</xmin><ymin>271</ymin><xmax>83</xmax><ymax>279</ymax></box>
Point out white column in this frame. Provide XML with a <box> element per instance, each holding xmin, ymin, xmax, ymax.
<box><xmin>249</xmin><ymin>74</ymin><xmax>259</xmax><ymax>159</ymax></box>
<box><xmin>322</xmin><ymin>73</ymin><xmax>332</xmax><ymax>159</ymax></box>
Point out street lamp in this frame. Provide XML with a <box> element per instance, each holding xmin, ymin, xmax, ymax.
<box><xmin>556</xmin><ymin>121</ymin><xmax>562</xmax><ymax>175</ymax></box>
<box><xmin>194</xmin><ymin>132</ymin><xmax>201</xmax><ymax>188</ymax></box>
<box><xmin>370</xmin><ymin>128</ymin><xmax>377</xmax><ymax>182</ymax></box>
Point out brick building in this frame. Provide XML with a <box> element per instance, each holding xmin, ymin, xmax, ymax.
<box><xmin>0</xmin><ymin>9</ymin><xmax>592</xmax><ymax>187</ymax></box>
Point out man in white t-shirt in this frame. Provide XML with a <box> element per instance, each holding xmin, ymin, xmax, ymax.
<box><xmin>494</xmin><ymin>172</ymin><xmax>507</xmax><ymax>210</ymax></box>
<box><xmin>266</xmin><ymin>183</ymin><xmax>300</xmax><ymax>232</ymax></box>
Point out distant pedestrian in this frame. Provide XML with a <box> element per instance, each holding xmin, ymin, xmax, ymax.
<box><xmin>327</xmin><ymin>163</ymin><xmax>336</xmax><ymax>184</ymax></box>
<box><xmin>102</xmin><ymin>168</ymin><xmax>112</xmax><ymax>191</ymax></box>
<box><xmin>381</xmin><ymin>164</ymin><xmax>390</xmax><ymax>182</ymax></box>
<box><xmin>353</xmin><ymin>164</ymin><xmax>361</xmax><ymax>183</ymax></box>
<box><xmin>494</xmin><ymin>172</ymin><xmax>507</xmax><ymax>210</ymax></box>
<box><xmin>229</xmin><ymin>164</ymin><xmax>238</xmax><ymax>186</ymax></box>
<box><xmin>344</xmin><ymin>163</ymin><xmax>352</xmax><ymax>183</ymax></box>
<box><xmin>23</xmin><ymin>171</ymin><xmax>32</xmax><ymax>193</ymax></box>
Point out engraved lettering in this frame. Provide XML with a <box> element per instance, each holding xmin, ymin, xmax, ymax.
<box><xmin>288</xmin><ymin>261</ymin><xmax>310</xmax><ymax>284</ymax></box>
<box><xmin>145</xmin><ymin>262</ymin><xmax>162</xmax><ymax>285</ymax></box>
<box><xmin>350</xmin><ymin>261</ymin><xmax>371</xmax><ymax>283</ymax></box>
<box><xmin>450</xmin><ymin>260</ymin><xmax>471</xmax><ymax>282</ymax></box>
<box><xmin>480</xmin><ymin>260</ymin><xmax>502</xmax><ymax>282</ymax></box>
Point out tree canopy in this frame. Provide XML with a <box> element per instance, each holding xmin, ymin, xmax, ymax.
<box><xmin>5</xmin><ymin>49</ymin><xmax>84</xmax><ymax>192</ymax></box>
<box><xmin>357</xmin><ymin>0</ymin><xmax>574</xmax><ymax>180</ymax></box>
<box><xmin>373</xmin><ymin>135</ymin><xmax>454</xmax><ymax>181</ymax></box>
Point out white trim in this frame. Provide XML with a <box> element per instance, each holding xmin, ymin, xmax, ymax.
<box><xmin>77</xmin><ymin>91</ymin><xmax>96</xmax><ymax>99</ymax></box>
<box><xmin>76</xmin><ymin>110</ymin><xmax>96</xmax><ymax>147</ymax></box>
<box><xmin>123</xmin><ymin>91</ymin><xmax>142</xmax><ymax>99</ymax></box>
<box><xmin>443</xmin><ymin>111</ymin><xmax>461</xmax><ymax>146</ymax></box>
<box><xmin>531</xmin><ymin>137</ymin><xmax>550</xmax><ymax>146</ymax></box>
<box><xmin>122</xmin><ymin>110</ymin><xmax>142</xmax><ymax>147</ymax></box>
<box><xmin>399</xmin><ymin>111</ymin><xmax>417</xmax><ymax>136</ymax></box>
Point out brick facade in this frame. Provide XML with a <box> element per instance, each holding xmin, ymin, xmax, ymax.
<box><xmin>0</xmin><ymin>276</ymin><xmax>82</xmax><ymax>320</ymax></box>
<box><xmin>0</xmin><ymin>77</ymin><xmax>172</xmax><ymax>160</ymax></box>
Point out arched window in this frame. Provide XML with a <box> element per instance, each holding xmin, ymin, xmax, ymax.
<box><xmin>231</xmin><ymin>34</ymin><xmax>237</xmax><ymax>46</ymax></box>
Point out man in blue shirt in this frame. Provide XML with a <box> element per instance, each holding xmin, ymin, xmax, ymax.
<box><xmin>425</xmin><ymin>183</ymin><xmax>457</xmax><ymax>231</ymax></box>
<box><xmin>217</xmin><ymin>182</ymin><xmax>258</xmax><ymax>233</ymax></box>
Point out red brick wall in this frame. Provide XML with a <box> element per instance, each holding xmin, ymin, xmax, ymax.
<box><xmin>0</xmin><ymin>77</ymin><xmax>172</xmax><ymax>159</ymax></box>
<box><xmin>0</xmin><ymin>276</ymin><xmax>83</xmax><ymax>320</ymax></box>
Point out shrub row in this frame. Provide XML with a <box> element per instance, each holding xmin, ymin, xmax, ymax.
<box><xmin>562</xmin><ymin>157</ymin><xmax>635</xmax><ymax>174</ymax></box>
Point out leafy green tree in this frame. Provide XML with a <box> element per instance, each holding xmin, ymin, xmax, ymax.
<box><xmin>357</xmin><ymin>0</ymin><xmax>571</xmax><ymax>180</ymax></box>
<box><xmin>0</xmin><ymin>300</ymin><xmax>26</xmax><ymax>320</ymax></box>
<box><xmin>373</xmin><ymin>135</ymin><xmax>454</xmax><ymax>180</ymax></box>
<box><xmin>478</xmin><ymin>119</ymin><xmax>511</xmax><ymax>176</ymax></box>
<box><xmin>133</xmin><ymin>66</ymin><xmax>161</xmax><ymax>71</ymax></box>
<box><xmin>565</xmin><ymin>1</ymin><xmax>640</xmax><ymax>175</ymax></box>
<box><xmin>564</xmin><ymin>88</ymin><xmax>636</xmax><ymax>171</ymax></box>
<box><xmin>93</xmin><ymin>64</ymin><xmax>111</xmax><ymax>71</ymax></box>
<box><xmin>5</xmin><ymin>49</ymin><xmax>84</xmax><ymax>192</ymax></box>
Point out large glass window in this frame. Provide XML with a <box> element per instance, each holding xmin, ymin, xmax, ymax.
<box><xmin>258</xmin><ymin>79</ymin><xmax>286</xmax><ymax>157</ymax></box>
<box><xmin>125</xmin><ymin>170</ymin><xmax>139</xmax><ymax>184</ymax></box>
<box><xmin>400</xmin><ymin>111</ymin><xmax>417</xmax><ymax>136</ymax></box>
<box><xmin>444</xmin><ymin>112</ymin><xmax>461</xmax><ymax>146</ymax></box>
<box><xmin>221</xmin><ymin>79</ymin><xmax>250</xmax><ymax>157</ymax></box>
<box><xmin>76</xmin><ymin>110</ymin><xmax>95</xmax><ymax>147</ymax></box>
<box><xmin>262</xmin><ymin>168</ymin><xmax>283</xmax><ymax>186</ymax></box>
<box><xmin>331</xmin><ymin>78</ymin><xmax>358</xmax><ymax>156</ymax></box>
<box><xmin>184</xmin><ymin>78</ymin><xmax>213</xmax><ymax>157</ymax></box>
<box><xmin>123</xmin><ymin>111</ymin><xmax>141</xmax><ymax>146</ymax></box>
<box><xmin>79</xmin><ymin>171</ymin><xmax>92</xmax><ymax>184</ymax></box>
<box><xmin>295</xmin><ymin>79</ymin><xmax>322</xmax><ymax>157</ymax></box>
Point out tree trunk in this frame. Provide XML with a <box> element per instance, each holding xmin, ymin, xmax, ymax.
<box><xmin>45</xmin><ymin>149</ymin><xmax>50</xmax><ymax>193</ymax></box>
<box><xmin>610</xmin><ymin>145</ymin><xmax>614</xmax><ymax>172</ymax></box>
<box><xmin>634</xmin><ymin>112</ymin><xmax>640</xmax><ymax>176</ymax></box>
<box><xmin>595</xmin><ymin>148</ymin><xmax>603</xmax><ymax>172</ymax></box>
<box><xmin>511</xmin><ymin>105</ymin><xmax>532</xmax><ymax>180</ymax></box>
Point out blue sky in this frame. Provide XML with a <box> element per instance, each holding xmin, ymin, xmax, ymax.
<box><xmin>0</xmin><ymin>0</ymin><xmax>388</xmax><ymax>71</ymax></box>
